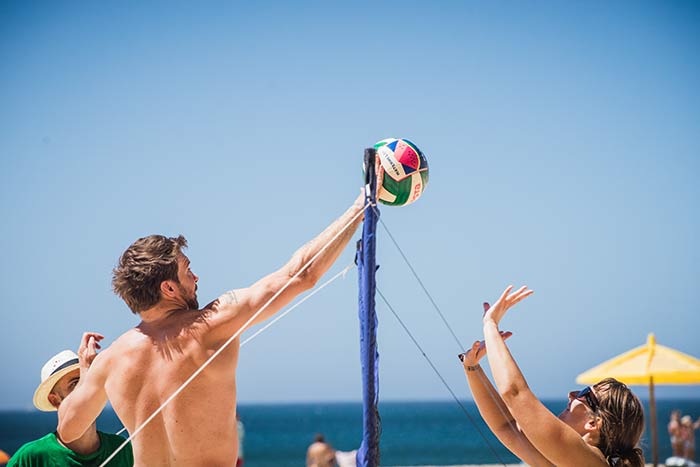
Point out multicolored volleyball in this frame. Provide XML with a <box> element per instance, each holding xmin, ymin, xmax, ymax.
<box><xmin>373</xmin><ymin>138</ymin><xmax>429</xmax><ymax>206</ymax></box>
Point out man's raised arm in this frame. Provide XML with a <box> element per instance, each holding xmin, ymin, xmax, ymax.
<box><xmin>205</xmin><ymin>192</ymin><xmax>366</xmax><ymax>344</ymax></box>
<box><xmin>57</xmin><ymin>336</ymin><xmax>109</xmax><ymax>443</ymax></box>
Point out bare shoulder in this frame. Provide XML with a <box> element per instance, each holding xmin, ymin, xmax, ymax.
<box><xmin>203</xmin><ymin>288</ymin><xmax>249</xmax><ymax>321</ymax></box>
<box><xmin>588</xmin><ymin>445</ymin><xmax>608</xmax><ymax>466</ymax></box>
<box><xmin>210</xmin><ymin>288</ymin><xmax>252</xmax><ymax>312</ymax></box>
<box><xmin>218</xmin><ymin>290</ymin><xmax>241</xmax><ymax>306</ymax></box>
<box><xmin>90</xmin><ymin>331</ymin><xmax>131</xmax><ymax>365</ymax></box>
<box><xmin>97</xmin><ymin>328</ymin><xmax>147</xmax><ymax>366</ymax></box>
<box><xmin>558</xmin><ymin>443</ymin><xmax>608</xmax><ymax>467</ymax></box>
<box><xmin>110</xmin><ymin>327</ymin><xmax>145</xmax><ymax>349</ymax></box>
<box><xmin>195</xmin><ymin>289</ymin><xmax>248</xmax><ymax>341</ymax></box>
<box><xmin>92</xmin><ymin>328</ymin><xmax>155</xmax><ymax>387</ymax></box>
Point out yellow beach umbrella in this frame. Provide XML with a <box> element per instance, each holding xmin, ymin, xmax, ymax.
<box><xmin>576</xmin><ymin>333</ymin><xmax>700</xmax><ymax>467</ymax></box>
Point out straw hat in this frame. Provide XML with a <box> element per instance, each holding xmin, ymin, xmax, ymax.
<box><xmin>32</xmin><ymin>350</ymin><xmax>80</xmax><ymax>412</ymax></box>
<box><xmin>681</xmin><ymin>415</ymin><xmax>693</xmax><ymax>425</ymax></box>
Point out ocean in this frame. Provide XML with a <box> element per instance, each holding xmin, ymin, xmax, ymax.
<box><xmin>2</xmin><ymin>399</ymin><xmax>699</xmax><ymax>466</ymax></box>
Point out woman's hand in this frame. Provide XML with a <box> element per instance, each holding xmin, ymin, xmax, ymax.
<box><xmin>483</xmin><ymin>285</ymin><xmax>533</xmax><ymax>327</ymax></box>
<box><xmin>462</xmin><ymin>331</ymin><xmax>513</xmax><ymax>369</ymax></box>
<box><xmin>461</xmin><ymin>302</ymin><xmax>512</xmax><ymax>368</ymax></box>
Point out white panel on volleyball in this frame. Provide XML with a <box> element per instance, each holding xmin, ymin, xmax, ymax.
<box><xmin>378</xmin><ymin>188</ymin><xmax>397</xmax><ymax>204</ymax></box>
<box><xmin>377</xmin><ymin>147</ymin><xmax>408</xmax><ymax>180</ymax></box>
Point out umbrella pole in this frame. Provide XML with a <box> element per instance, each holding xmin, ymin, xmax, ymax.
<box><xmin>649</xmin><ymin>376</ymin><xmax>658</xmax><ymax>467</ymax></box>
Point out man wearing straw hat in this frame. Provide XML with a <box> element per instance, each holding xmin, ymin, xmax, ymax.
<box><xmin>8</xmin><ymin>333</ymin><xmax>133</xmax><ymax>466</ymax></box>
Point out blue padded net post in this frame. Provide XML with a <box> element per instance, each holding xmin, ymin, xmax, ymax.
<box><xmin>356</xmin><ymin>148</ymin><xmax>380</xmax><ymax>467</ymax></box>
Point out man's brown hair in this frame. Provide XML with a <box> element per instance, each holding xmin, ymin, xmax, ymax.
<box><xmin>112</xmin><ymin>235</ymin><xmax>188</xmax><ymax>313</ymax></box>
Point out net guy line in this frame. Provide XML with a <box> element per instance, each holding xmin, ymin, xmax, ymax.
<box><xmin>373</xmin><ymin>206</ymin><xmax>466</xmax><ymax>353</ymax></box>
<box><xmin>375</xmin><ymin>287</ymin><xmax>508</xmax><ymax>467</ymax></box>
<box><xmin>375</xmin><ymin>211</ymin><xmax>524</xmax><ymax>465</ymax></box>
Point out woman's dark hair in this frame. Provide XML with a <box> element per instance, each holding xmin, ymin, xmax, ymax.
<box><xmin>593</xmin><ymin>378</ymin><xmax>645</xmax><ymax>467</ymax></box>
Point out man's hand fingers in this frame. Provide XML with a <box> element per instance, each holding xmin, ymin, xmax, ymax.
<box><xmin>81</xmin><ymin>332</ymin><xmax>104</xmax><ymax>346</ymax></box>
<box><xmin>78</xmin><ymin>332</ymin><xmax>104</xmax><ymax>362</ymax></box>
<box><xmin>89</xmin><ymin>332</ymin><xmax>105</xmax><ymax>339</ymax></box>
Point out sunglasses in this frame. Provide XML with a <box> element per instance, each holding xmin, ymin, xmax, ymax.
<box><xmin>571</xmin><ymin>386</ymin><xmax>600</xmax><ymax>412</ymax></box>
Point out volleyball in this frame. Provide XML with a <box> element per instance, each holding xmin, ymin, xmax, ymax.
<box><xmin>372</xmin><ymin>138</ymin><xmax>429</xmax><ymax>206</ymax></box>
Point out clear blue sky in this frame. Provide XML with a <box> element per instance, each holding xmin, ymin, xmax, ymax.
<box><xmin>1</xmin><ymin>1</ymin><xmax>698</xmax><ymax>410</ymax></box>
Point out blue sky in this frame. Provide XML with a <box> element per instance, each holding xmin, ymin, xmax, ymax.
<box><xmin>1</xmin><ymin>1</ymin><xmax>698</xmax><ymax>410</ymax></box>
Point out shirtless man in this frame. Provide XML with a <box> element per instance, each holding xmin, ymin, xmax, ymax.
<box><xmin>306</xmin><ymin>434</ymin><xmax>336</xmax><ymax>467</ymax></box>
<box><xmin>57</xmin><ymin>193</ymin><xmax>366</xmax><ymax>466</ymax></box>
<box><xmin>669</xmin><ymin>410</ymin><xmax>682</xmax><ymax>457</ymax></box>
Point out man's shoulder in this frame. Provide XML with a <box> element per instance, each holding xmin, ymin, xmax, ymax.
<box><xmin>101</xmin><ymin>328</ymin><xmax>146</xmax><ymax>358</ymax></box>
<box><xmin>113</xmin><ymin>327</ymin><xmax>142</xmax><ymax>345</ymax></box>
<box><xmin>15</xmin><ymin>432</ymin><xmax>57</xmax><ymax>450</ymax></box>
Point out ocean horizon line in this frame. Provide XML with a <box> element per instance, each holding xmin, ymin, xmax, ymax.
<box><xmin>2</xmin><ymin>395</ymin><xmax>699</xmax><ymax>412</ymax></box>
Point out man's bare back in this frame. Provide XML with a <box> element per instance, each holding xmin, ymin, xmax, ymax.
<box><xmin>57</xmin><ymin>195</ymin><xmax>365</xmax><ymax>466</ymax></box>
<box><xmin>97</xmin><ymin>310</ymin><xmax>241</xmax><ymax>465</ymax></box>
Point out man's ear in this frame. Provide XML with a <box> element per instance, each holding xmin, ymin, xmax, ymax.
<box><xmin>160</xmin><ymin>280</ymin><xmax>177</xmax><ymax>299</ymax></box>
<box><xmin>48</xmin><ymin>393</ymin><xmax>61</xmax><ymax>409</ymax></box>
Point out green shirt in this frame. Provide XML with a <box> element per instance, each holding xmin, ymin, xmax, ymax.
<box><xmin>7</xmin><ymin>431</ymin><xmax>133</xmax><ymax>467</ymax></box>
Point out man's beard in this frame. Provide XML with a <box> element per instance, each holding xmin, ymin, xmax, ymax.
<box><xmin>179</xmin><ymin>284</ymin><xmax>199</xmax><ymax>310</ymax></box>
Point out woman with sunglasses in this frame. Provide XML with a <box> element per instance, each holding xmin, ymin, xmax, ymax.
<box><xmin>461</xmin><ymin>285</ymin><xmax>645</xmax><ymax>467</ymax></box>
